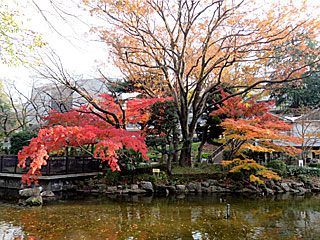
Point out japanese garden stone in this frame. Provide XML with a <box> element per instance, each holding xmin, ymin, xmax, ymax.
<box><xmin>40</xmin><ymin>191</ymin><xmax>55</xmax><ymax>197</ymax></box>
<box><xmin>201</xmin><ymin>182</ymin><xmax>210</xmax><ymax>188</ymax></box>
<box><xmin>140</xmin><ymin>181</ymin><xmax>154</xmax><ymax>192</ymax></box>
<box><xmin>129</xmin><ymin>189</ymin><xmax>147</xmax><ymax>194</ymax></box>
<box><xmin>195</xmin><ymin>183</ymin><xmax>202</xmax><ymax>193</ymax></box>
<box><xmin>291</xmin><ymin>189</ymin><xmax>300</xmax><ymax>193</ymax></box>
<box><xmin>297</xmin><ymin>187</ymin><xmax>306</xmax><ymax>193</ymax></box>
<box><xmin>107</xmin><ymin>186</ymin><xmax>117</xmax><ymax>192</ymax></box>
<box><xmin>131</xmin><ymin>184</ymin><xmax>139</xmax><ymax>190</ymax></box>
<box><xmin>274</xmin><ymin>186</ymin><xmax>284</xmax><ymax>193</ymax></box>
<box><xmin>248</xmin><ymin>185</ymin><xmax>259</xmax><ymax>192</ymax></box>
<box><xmin>187</xmin><ymin>183</ymin><xmax>196</xmax><ymax>192</ymax></box>
<box><xmin>264</xmin><ymin>187</ymin><xmax>274</xmax><ymax>195</ymax></box>
<box><xmin>155</xmin><ymin>184</ymin><xmax>167</xmax><ymax>193</ymax></box>
<box><xmin>280</xmin><ymin>183</ymin><xmax>291</xmax><ymax>192</ymax></box>
<box><xmin>19</xmin><ymin>187</ymin><xmax>43</xmax><ymax>197</ymax></box>
<box><xmin>166</xmin><ymin>185</ymin><xmax>176</xmax><ymax>194</ymax></box>
<box><xmin>201</xmin><ymin>187</ymin><xmax>210</xmax><ymax>193</ymax></box>
<box><xmin>208</xmin><ymin>179</ymin><xmax>218</xmax><ymax>186</ymax></box>
<box><xmin>25</xmin><ymin>196</ymin><xmax>43</xmax><ymax>206</ymax></box>
<box><xmin>305</xmin><ymin>181</ymin><xmax>314</xmax><ymax>189</ymax></box>
<box><xmin>209</xmin><ymin>186</ymin><xmax>218</xmax><ymax>192</ymax></box>
<box><xmin>176</xmin><ymin>185</ymin><xmax>186</xmax><ymax>191</ymax></box>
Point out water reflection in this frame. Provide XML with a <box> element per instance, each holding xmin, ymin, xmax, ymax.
<box><xmin>0</xmin><ymin>222</ymin><xmax>25</xmax><ymax>240</ymax></box>
<box><xmin>0</xmin><ymin>193</ymin><xmax>320</xmax><ymax>239</ymax></box>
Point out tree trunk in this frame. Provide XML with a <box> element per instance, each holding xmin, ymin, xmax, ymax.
<box><xmin>179</xmin><ymin>139</ymin><xmax>192</xmax><ymax>167</ymax></box>
<box><xmin>197</xmin><ymin>141</ymin><xmax>205</xmax><ymax>163</ymax></box>
<box><xmin>196</xmin><ymin>125</ymin><xmax>208</xmax><ymax>163</ymax></box>
<box><xmin>173</xmin><ymin>126</ymin><xmax>179</xmax><ymax>163</ymax></box>
<box><xmin>167</xmin><ymin>154</ymin><xmax>172</xmax><ymax>175</ymax></box>
<box><xmin>160</xmin><ymin>143</ymin><xmax>166</xmax><ymax>164</ymax></box>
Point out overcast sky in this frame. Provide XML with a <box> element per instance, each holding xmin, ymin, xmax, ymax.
<box><xmin>0</xmin><ymin>0</ymin><xmax>121</xmax><ymax>95</ymax></box>
<box><xmin>0</xmin><ymin>0</ymin><xmax>319</xmax><ymax>96</ymax></box>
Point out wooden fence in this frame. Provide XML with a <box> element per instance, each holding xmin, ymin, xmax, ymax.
<box><xmin>0</xmin><ymin>155</ymin><xmax>101</xmax><ymax>175</ymax></box>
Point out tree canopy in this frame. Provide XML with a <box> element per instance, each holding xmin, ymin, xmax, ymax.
<box><xmin>0</xmin><ymin>0</ymin><xmax>44</xmax><ymax>65</ymax></box>
<box><xmin>269</xmin><ymin>34</ymin><xmax>320</xmax><ymax>110</ymax></box>
<box><xmin>84</xmin><ymin>0</ymin><xmax>320</xmax><ymax>166</ymax></box>
<box><xmin>18</xmin><ymin>93</ymin><xmax>170</xmax><ymax>183</ymax></box>
<box><xmin>211</xmin><ymin>91</ymin><xmax>302</xmax><ymax>160</ymax></box>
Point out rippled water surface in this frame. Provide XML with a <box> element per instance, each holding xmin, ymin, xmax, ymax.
<box><xmin>1</xmin><ymin>192</ymin><xmax>320</xmax><ymax>239</ymax></box>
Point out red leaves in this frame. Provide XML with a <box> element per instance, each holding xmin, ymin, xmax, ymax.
<box><xmin>18</xmin><ymin>125</ymin><xmax>149</xmax><ymax>184</ymax></box>
<box><xmin>212</xmin><ymin>90</ymin><xmax>275</xmax><ymax>120</ymax></box>
<box><xmin>18</xmin><ymin>94</ymin><xmax>169</xmax><ymax>184</ymax></box>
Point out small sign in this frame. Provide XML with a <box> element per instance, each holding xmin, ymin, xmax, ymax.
<box><xmin>152</xmin><ymin>168</ymin><xmax>160</xmax><ymax>173</ymax></box>
<box><xmin>299</xmin><ymin>160</ymin><xmax>304</xmax><ymax>167</ymax></box>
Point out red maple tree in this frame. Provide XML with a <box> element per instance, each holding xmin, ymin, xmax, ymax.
<box><xmin>18</xmin><ymin>93</ymin><xmax>171</xmax><ymax>184</ymax></box>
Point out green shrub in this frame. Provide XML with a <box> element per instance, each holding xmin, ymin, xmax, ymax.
<box><xmin>297</xmin><ymin>174</ymin><xmax>307</xmax><ymax>183</ymax></box>
<box><xmin>102</xmin><ymin>170</ymin><xmax>121</xmax><ymax>185</ymax></box>
<box><xmin>287</xmin><ymin>165</ymin><xmax>320</xmax><ymax>177</ymax></box>
<box><xmin>267</xmin><ymin>160</ymin><xmax>286</xmax><ymax>171</ymax></box>
<box><xmin>201</xmin><ymin>152</ymin><xmax>212</xmax><ymax>159</ymax></box>
<box><xmin>271</xmin><ymin>169</ymin><xmax>286</xmax><ymax>178</ymax></box>
<box><xmin>309</xmin><ymin>162</ymin><xmax>320</xmax><ymax>168</ymax></box>
<box><xmin>267</xmin><ymin>160</ymin><xmax>287</xmax><ymax>177</ymax></box>
<box><xmin>9</xmin><ymin>130</ymin><xmax>37</xmax><ymax>154</ymax></box>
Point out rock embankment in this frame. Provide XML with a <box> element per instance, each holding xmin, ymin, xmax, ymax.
<box><xmin>18</xmin><ymin>187</ymin><xmax>55</xmax><ymax>206</ymax></box>
<box><xmin>77</xmin><ymin>179</ymin><xmax>320</xmax><ymax>196</ymax></box>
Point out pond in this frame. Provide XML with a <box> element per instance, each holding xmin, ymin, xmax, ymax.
<box><xmin>0</xmin><ymin>191</ymin><xmax>320</xmax><ymax>239</ymax></box>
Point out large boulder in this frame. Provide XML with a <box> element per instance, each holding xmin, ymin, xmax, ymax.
<box><xmin>166</xmin><ymin>185</ymin><xmax>177</xmax><ymax>194</ymax></box>
<box><xmin>208</xmin><ymin>179</ymin><xmax>218</xmax><ymax>186</ymax></box>
<box><xmin>176</xmin><ymin>185</ymin><xmax>186</xmax><ymax>191</ymax></box>
<box><xmin>140</xmin><ymin>181</ymin><xmax>154</xmax><ymax>192</ymax></box>
<box><xmin>305</xmin><ymin>181</ymin><xmax>314</xmax><ymax>189</ymax></box>
<box><xmin>201</xmin><ymin>182</ymin><xmax>210</xmax><ymax>188</ymax></box>
<box><xmin>195</xmin><ymin>183</ymin><xmax>202</xmax><ymax>193</ymax></box>
<box><xmin>187</xmin><ymin>183</ymin><xmax>196</xmax><ymax>192</ymax></box>
<box><xmin>25</xmin><ymin>196</ymin><xmax>43</xmax><ymax>206</ymax></box>
<box><xmin>40</xmin><ymin>191</ymin><xmax>55</xmax><ymax>197</ymax></box>
<box><xmin>128</xmin><ymin>189</ymin><xmax>147</xmax><ymax>194</ymax></box>
<box><xmin>209</xmin><ymin>186</ymin><xmax>219</xmax><ymax>192</ymax></box>
<box><xmin>264</xmin><ymin>187</ymin><xmax>274</xmax><ymax>195</ymax></box>
<box><xmin>106</xmin><ymin>186</ymin><xmax>117</xmax><ymax>192</ymax></box>
<box><xmin>248</xmin><ymin>185</ymin><xmax>260</xmax><ymax>193</ymax></box>
<box><xmin>19</xmin><ymin>187</ymin><xmax>43</xmax><ymax>198</ymax></box>
<box><xmin>274</xmin><ymin>185</ymin><xmax>284</xmax><ymax>193</ymax></box>
<box><xmin>131</xmin><ymin>184</ymin><xmax>139</xmax><ymax>190</ymax></box>
<box><xmin>154</xmin><ymin>184</ymin><xmax>168</xmax><ymax>194</ymax></box>
<box><xmin>280</xmin><ymin>183</ymin><xmax>291</xmax><ymax>192</ymax></box>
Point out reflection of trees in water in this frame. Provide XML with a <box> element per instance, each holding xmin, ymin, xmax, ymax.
<box><xmin>0</xmin><ymin>222</ymin><xmax>25</xmax><ymax>239</ymax></box>
<box><xmin>230</xmin><ymin>193</ymin><xmax>320</xmax><ymax>239</ymax></box>
<box><xmin>1</xmin><ymin>194</ymin><xmax>320</xmax><ymax>239</ymax></box>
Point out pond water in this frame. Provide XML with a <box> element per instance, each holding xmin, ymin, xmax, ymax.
<box><xmin>0</xmin><ymin>192</ymin><xmax>320</xmax><ymax>239</ymax></box>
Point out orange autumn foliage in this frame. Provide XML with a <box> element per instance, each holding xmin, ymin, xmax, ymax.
<box><xmin>211</xmin><ymin>91</ymin><xmax>302</xmax><ymax>159</ymax></box>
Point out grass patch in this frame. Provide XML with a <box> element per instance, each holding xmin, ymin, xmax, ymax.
<box><xmin>171</xmin><ymin>163</ymin><xmax>222</xmax><ymax>175</ymax></box>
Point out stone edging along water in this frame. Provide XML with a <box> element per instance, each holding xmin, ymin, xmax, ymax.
<box><xmin>18</xmin><ymin>179</ymin><xmax>320</xmax><ymax>206</ymax></box>
<box><xmin>77</xmin><ymin>179</ymin><xmax>320</xmax><ymax>195</ymax></box>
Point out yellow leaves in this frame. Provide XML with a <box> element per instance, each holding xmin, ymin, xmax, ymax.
<box><xmin>242</xmin><ymin>143</ymin><xmax>274</xmax><ymax>154</ymax></box>
<box><xmin>250</xmin><ymin>174</ymin><xmax>263</xmax><ymax>185</ymax></box>
<box><xmin>222</xmin><ymin>158</ymin><xmax>281</xmax><ymax>183</ymax></box>
<box><xmin>221</xmin><ymin>160</ymin><xmax>234</xmax><ymax>166</ymax></box>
